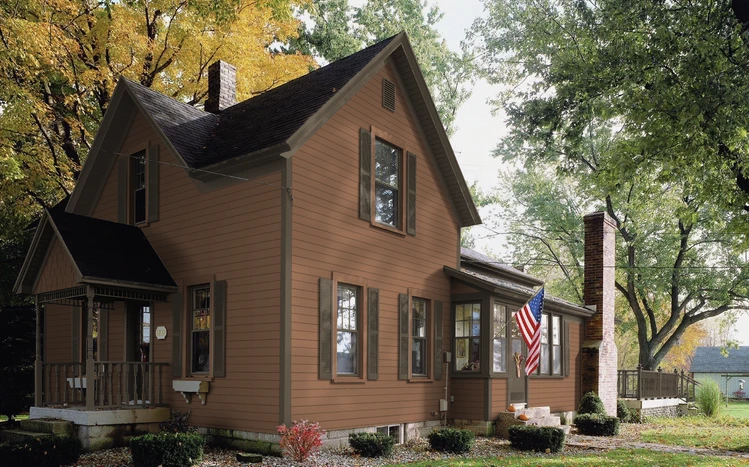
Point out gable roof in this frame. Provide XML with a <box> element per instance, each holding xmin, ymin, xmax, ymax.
<box><xmin>67</xmin><ymin>33</ymin><xmax>481</xmax><ymax>227</ymax></box>
<box><xmin>690</xmin><ymin>346</ymin><xmax>749</xmax><ymax>374</ymax></box>
<box><xmin>14</xmin><ymin>209</ymin><xmax>176</xmax><ymax>294</ymax></box>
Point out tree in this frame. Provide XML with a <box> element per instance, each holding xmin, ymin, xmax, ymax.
<box><xmin>293</xmin><ymin>0</ymin><xmax>474</xmax><ymax>134</ymax></box>
<box><xmin>0</xmin><ymin>305</ymin><xmax>34</xmax><ymax>421</ymax></box>
<box><xmin>471</xmin><ymin>0</ymin><xmax>749</xmax><ymax>368</ymax></box>
<box><xmin>0</xmin><ymin>0</ymin><xmax>315</xmax><ymax>215</ymax></box>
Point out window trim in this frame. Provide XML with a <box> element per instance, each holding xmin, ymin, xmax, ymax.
<box><xmin>491</xmin><ymin>301</ymin><xmax>508</xmax><ymax>375</ymax></box>
<box><xmin>331</xmin><ymin>272</ymin><xmax>368</xmax><ymax>383</ymax></box>
<box><xmin>407</xmin><ymin>289</ymin><xmax>435</xmax><ymax>382</ymax></box>
<box><xmin>180</xmin><ymin>277</ymin><xmax>216</xmax><ymax>381</ymax></box>
<box><xmin>189</xmin><ymin>283</ymin><xmax>212</xmax><ymax>376</ymax></box>
<box><xmin>534</xmin><ymin>312</ymin><xmax>565</xmax><ymax>378</ymax></box>
<box><xmin>368</xmin><ymin>126</ymin><xmax>408</xmax><ymax>235</ymax></box>
<box><xmin>131</xmin><ymin>152</ymin><xmax>147</xmax><ymax>225</ymax></box>
<box><xmin>453</xmin><ymin>300</ymin><xmax>482</xmax><ymax>374</ymax></box>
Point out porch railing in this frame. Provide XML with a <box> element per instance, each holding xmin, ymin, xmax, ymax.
<box><xmin>41</xmin><ymin>362</ymin><xmax>169</xmax><ymax>408</ymax></box>
<box><xmin>617</xmin><ymin>365</ymin><xmax>699</xmax><ymax>401</ymax></box>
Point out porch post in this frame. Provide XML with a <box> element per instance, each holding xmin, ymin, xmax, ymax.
<box><xmin>34</xmin><ymin>295</ymin><xmax>42</xmax><ymax>407</ymax></box>
<box><xmin>85</xmin><ymin>285</ymin><xmax>95</xmax><ymax>410</ymax></box>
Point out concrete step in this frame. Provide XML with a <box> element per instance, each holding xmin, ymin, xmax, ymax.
<box><xmin>515</xmin><ymin>406</ymin><xmax>551</xmax><ymax>419</ymax></box>
<box><xmin>20</xmin><ymin>418</ymin><xmax>75</xmax><ymax>436</ymax></box>
<box><xmin>526</xmin><ymin>415</ymin><xmax>562</xmax><ymax>427</ymax></box>
<box><xmin>0</xmin><ymin>429</ymin><xmax>54</xmax><ymax>444</ymax></box>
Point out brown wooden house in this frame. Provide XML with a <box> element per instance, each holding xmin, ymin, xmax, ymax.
<box><xmin>14</xmin><ymin>33</ymin><xmax>617</xmax><ymax>450</ymax></box>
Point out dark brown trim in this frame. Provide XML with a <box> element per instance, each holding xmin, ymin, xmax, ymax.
<box><xmin>280</xmin><ymin>159</ymin><xmax>292</xmax><ymax>425</ymax></box>
<box><xmin>484</xmin><ymin>378</ymin><xmax>492</xmax><ymax>421</ymax></box>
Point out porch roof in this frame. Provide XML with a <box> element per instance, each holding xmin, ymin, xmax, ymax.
<box><xmin>15</xmin><ymin>209</ymin><xmax>176</xmax><ymax>294</ymax></box>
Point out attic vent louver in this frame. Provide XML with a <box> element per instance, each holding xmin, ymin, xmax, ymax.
<box><xmin>382</xmin><ymin>79</ymin><xmax>396</xmax><ymax>112</ymax></box>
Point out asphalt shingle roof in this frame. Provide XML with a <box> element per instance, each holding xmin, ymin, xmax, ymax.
<box><xmin>125</xmin><ymin>36</ymin><xmax>395</xmax><ymax>169</ymax></box>
<box><xmin>460</xmin><ymin>247</ymin><xmax>543</xmax><ymax>286</ymax></box>
<box><xmin>49</xmin><ymin>210</ymin><xmax>176</xmax><ymax>289</ymax></box>
<box><xmin>690</xmin><ymin>346</ymin><xmax>749</xmax><ymax>374</ymax></box>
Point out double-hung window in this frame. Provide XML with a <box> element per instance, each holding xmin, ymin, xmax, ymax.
<box><xmin>492</xmin><ymin>303</ymin><xmax>507</xmax><ymax>373</ymax></box>
<box><xmin>337</xmin><ymin>284</ymin><xmax>359</xmax><ymax>376</ymax></box>
<box><xmin>411</xmin><ymin>298</ymin><xmax>428</xmax><ymax>377</ymax></box>
<box><xmin>455</xmin><ymin>302</ymin><xmax>481</xmax><ymax>372</ymax></box>
<box><xmin>374</xmin><ymin>139</ymin><xmax>401</xmax><ymax>228</ymax></box>
<box><xmin>538</xmin><ymin>313</ymin><xmax>562</xmax><ymax>376</ymax></box>
<box><xmin>191</xmin><ymin>285</ymin><xmax>211</xmax><ymax>374</ymax></box>
<box><xmin>132</xmin><ymin>154</ymin><xmax>147</xmax><ymax>224</ymax></box>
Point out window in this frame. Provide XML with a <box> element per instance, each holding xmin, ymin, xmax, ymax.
<box><xmin>412</xmin><ymin>298</ymin><xmax>428</xmax><ymax>377</ymax></box>
<box><xmin>455</xmin><ymin>302</ymin><xmax>481</xmax><ymax>372</ymax></box>
<box><xmin>139</xmin><ymin>306</ymin><xmax>151</xmax><ymax>363</ymax></box>
<box><xmin>374</xmin><ymin>139</ymin><xmax>401</xmax><ymax>228</ymax></box>
<box><xmin>191</xmin><ymin>285</ymin><xmax>211</xmax><ymax>374</ymax></box>
<box><xmin>132</xmin><ymin>153</ymin><xmax>146</xmax><ymax>224</ymax></box>
<box><xmin>538</xmin><ymin>313</ymin><xmax>563</xmax><ymax>376</ymax></box>
<box><xmin>337</xmin><ymin>284</ymin><xmax>359</xmax><ymax>375</ymax></box>
<box><xmin>376</xmin><ymin>425</ymin><xmax>402</xmax><ymax>444</ymax></box>
<box><xmin>492</xmin><ymin>303</ymin><xmax>507</xmax><ymax>373</ymax></box>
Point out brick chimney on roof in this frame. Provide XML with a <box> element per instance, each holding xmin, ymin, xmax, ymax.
<box><xmin>582</xmin><ymin>211</ymin><xmax>618</xmax><ymax>416</ymax></box>
<box><xmin>205</xmin><ymin>60</ymin><xmax>236</xmax><ymax>113</ymax></box>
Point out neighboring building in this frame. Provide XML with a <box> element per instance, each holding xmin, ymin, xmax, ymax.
<box><xmin>691</xmin><ymin>346</ymin><xmax>749</xmax><ymax>399</ymax></box>
<box><xmin>13</xmin><ymin>33</ymin><xmax>617</xmax><ymax>450</ymax></box>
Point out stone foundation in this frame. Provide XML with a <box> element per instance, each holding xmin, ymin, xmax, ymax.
<box><xmin>322</xmin><ymin>420</ymin><xmax>442</xmax><ymax>448</ymax></box>
<box><xmin>622</xmin><ymin>398</ymin><xmax>688</xmax><ymax>422</ymax></box>
<box><xmin>452</xmin><ymin>419</ymin><xmax>494</xmax><ymax>437</ymax></box>
<box><xmin>200</xmin><ymin>427</ymin><xmax>282</xmax><ymax>456</ymax></box>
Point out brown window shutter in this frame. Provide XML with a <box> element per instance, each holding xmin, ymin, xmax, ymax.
<box><xmin>71</xmin><ymin>306</ymin><xmax>81</xmax><ymax>363</ymax></box>
<box><xmin>434</xmin><ymin>300</ymin><xmax>443</xmax><ymax>380</ymax></box>
<box><xmin>171</xmin><ymin>293</ymin><xmax>183</xmax><ymax>378</ymax></box>
<box><xmin>213</xmin><ymin>280</ymin><xmax>227</xmax><ymax>377</ymax></box>
<box><xmin>406</xmin><ymin>152</ymin><xmax>416</xmax><ymax>236</ymax></box>
<box><xmin>117</xmin><ymin>158</ymin><xmax>128</xmax><ymax>223</ymax></box>
<box><xmin>359</xmin><ymin>128</ymin><xmax>372</xmax><ymax>221</ymax></box>
<box><xmin>99</xmin><ymin>309</ymin><xmax>108</xmax><ymax>361</ymax></box>
<box><xmin>319</xmin><ymin>278</ymin><xmax>333</xmax><ymax>380</ymax></box>
<box><xmin>367</xmin><ymin>288</ymin><xmax>379</xmax><ymax>380</ymax></box>
<box><xmin>147</xmin><ymin>145</ymin><xmax>160</xmax><ymax>223</ymax></box>
<box><xmin>398</xmin><ymin>293</ymin><xmax>409</xmax><ymax>380</ymax></box>
<box><xmin>564</xmin><ymin>321</ymin><xmax>570</xmax><ymax>377</ymax></box>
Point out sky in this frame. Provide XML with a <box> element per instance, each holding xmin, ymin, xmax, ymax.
<box><xmin>420</xmin><ymin>0</ymin><xmax>749</xmax><ymax>346</ymax></box>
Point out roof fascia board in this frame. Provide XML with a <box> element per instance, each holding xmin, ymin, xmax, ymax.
<box><xmin>461</xmin><ymin>259</ymin><xmax>543</xmax><ymax>288</ymax></box>
<box><xmin>444</xmin><ymin>266</ymin><xmax>593</xmax><ymax>318</ymax></box>
<box><xmin>80</xmin><ymin>277</ymin><xmax>178</xmax><ymax>293</ymax></box>
<box><xmin>395</xmin><ymin>38</ymin><xmax>481</xmax><ymax>226</ymax></box>
<box><xmin>385</xmin><ymin>56</ymin><xmax>463</xmax><ymax>229</ymax></box>
<box><xmin>191</xmin><ymin>144</ymin><xmax>288</xmax><ymax>182</ymax></box>
<box><xmin>67</xmin><ymin>81</ymin><xmax>135</xmax><ymax>215</ymax></box>
<box><xmin>283</xmin><ymin>39</ymin><xmax>402</xmax><ymax>155</ymax></box>
<box><xmin>14</xmin><ymin>214</ymin><xmax>51</xmax><ymax>294</ymax></box>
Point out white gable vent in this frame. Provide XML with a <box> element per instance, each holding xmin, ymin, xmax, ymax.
<box><xmin>382</xmin><ymin>79</ymin><xmax>396</xmax><ymax>112</ymax></box>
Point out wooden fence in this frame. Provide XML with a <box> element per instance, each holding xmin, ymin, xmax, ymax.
<box><xmin>618</xmin><ymin>365</ymin><xmax>699</xmax><ymax>401</ymax></box>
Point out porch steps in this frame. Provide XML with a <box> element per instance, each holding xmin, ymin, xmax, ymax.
<box><xmin>495</xmin><ymin>406</ymin><xmax>571</xmax><ymax>438</ymax></box>
<box><xmin>0</xmin><ymin>419</ymin><xmax>76</xmax><ymax>444</ymax></box>
<box><xmin>0</xmin><ymin>429</ymin><xmax>53</xmax><ymax>444</ymax></box>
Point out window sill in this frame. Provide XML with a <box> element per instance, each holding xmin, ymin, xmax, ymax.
<box><xmin>450</xmin><ymin>372</ymin><xmax>485</xmax><ymax>378</ymax></box>
<box><xmin>530</xmin><ymin>374</ymin><xmax>565</xmax><ymax>379</ymax></box>
<box><xmin>370</xmin><ymin>221</ymin><xmax>407</xmax><ymax>236</ymax></box>
<box><xmin>331</xmin><ymin>377</ymin><xmax>366</xmax><ymax>384</ymax></box>
<box><xmin>407</xmin><ymin>377</ymin><xmax>433</xmax><ymax>384</ymax></box>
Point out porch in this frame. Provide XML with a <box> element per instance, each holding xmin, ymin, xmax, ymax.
<box><xmin>617</xmin><ymin>365</ymin><xmax>700</xmax><ymax>420</ymax></box>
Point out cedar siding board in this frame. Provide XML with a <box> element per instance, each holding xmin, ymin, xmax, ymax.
<box><xmin>450</xmin><ymin>378</ymin><xmax>484</xmax><ymax>420</ymax></box>
<box><xmin>528</xmin><ymin>321</ymin><xmax>582</xmax><ymax>412</ymax></box>
<box><xmin>89</xmin><ymin>110</ymin><xmax>283</xmax><ymax>433</ymax></box>
<box><xmin>33</xmin><ymin>238</ymin><xmax>78</xmax><ymax>294</ymax></box>
<box><xmin>44</xmin><ymin>304</ymin><xmax>73</xmax><ymax>364</ymax></box>
<box><xmin>490</xmin><ymin>378</ymin><xmax>508</xmax><ymax>418</ymax></box>
<box><xmin>290</xmin><ymin>62</ymin><xmax>457</xmax><ymax>429</ymax></box>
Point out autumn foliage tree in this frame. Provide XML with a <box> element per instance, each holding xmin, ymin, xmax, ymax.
<box><xmin>0</xmin><ymin>0</ymin><xmax>314</xmax><ymax>220</ymax></box>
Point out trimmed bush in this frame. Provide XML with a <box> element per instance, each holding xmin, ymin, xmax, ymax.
<box><xmin>508</xmin><ymin>425</ymin><xmax>565</xmax><ymax>453</ymax></box>
<box><xmin>696</xmin><ymin>379</ymin><xmax>723</xmax><ymax>417</ymax></box>
<box><xmin>348</xmin><ymin>432</ymin><xmax>395</xmax><ymax>457</ymax></box>
<box><xmin>277</xmin><ymin>420</ymin><xmax>325</xmax><ymax>462</ymax></box>
<box><xmin>574</xmin><ymin>413</ymin><xmax>620</xmax><ymax>436</ymax></box>
<box><xmin>617</xmin><ymin>400</ymin><xmax>631</xmax><ymax>423</ymax></box>
<box><xmin>578</xmin><ymin>391</ymin><xmax>606</xmax><ymax>415</ymax></box>
<box><xmin>427</xmin><ymin>428</ymin><xmax>475</xmax><ymax>454</ymax></box>
<box><xmin>130</xmin><ymin>432</ymin><xmax>205</xmax><ymax>467</ymax></box>
<box><xmin>0</xmin><ymin>436</ymin><xmax>81</xmax><ymax>467</ymax></box>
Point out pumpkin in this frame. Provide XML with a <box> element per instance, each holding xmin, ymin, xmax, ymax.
<box><xmin>508</xmin><ymin>405</ymin><xmax>516</xmax><ymax>412</ymax></box>
<box><xmin>518</xmin><ymin>414</ymin><xmax>530</xmax><ymax>421</ymax></box>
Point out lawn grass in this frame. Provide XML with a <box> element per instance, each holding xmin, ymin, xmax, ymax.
<box><xmin>0</xmin><ymin>414</ymin><xmax>29</xmax><ymax>423</ymax></box>
<box><xmin>726</xmin><ymin>402</ymin><xmax>749</xmax><ymax>420</ymax></box>
<box><xmin>386</xmin><ymin>449</ymin><xmax>749</xmax><ymax>466</ymax></box>
<box><xmin>640</xmin><ymin>415</ymin><xmax>749</xmax><ymax>451</ymax></box>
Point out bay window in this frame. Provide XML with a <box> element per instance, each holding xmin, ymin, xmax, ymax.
<box><xmin>492</xmin><ymin>303</ymin><xmax>507</xmax><ymax>373</ymax></box>
<box><xmin>538</xmin><ymin>312</ymin><xmax>563</xmax><ymax>376</ymax></box>
<box><xmin>455</xmin><ymin>302</ymin><xmax>481</xmax><ymax>372</ymax></box>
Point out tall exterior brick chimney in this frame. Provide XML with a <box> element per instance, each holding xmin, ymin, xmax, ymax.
<box><xmin>205</xmin><ymin>60</ymin><xmax>237</xmax><ymax>113</ymax></box>
<box><xmin>582</xmin><ymin>211</ymin><xmax>618</xmax><ymax>416</ymax></box>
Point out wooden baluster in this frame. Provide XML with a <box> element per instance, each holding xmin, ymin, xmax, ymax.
<box><xmin>157</xmin><ymin>365</ymin><xmax>163</xmax><ymax>405</ymax></box>
<box><xmin>108</xmin><ymin>363</ymin><xmax>113</xmax><ymax>406</ymax></box>
<box><xmin>148</xmin><ymin>364</ymin><xmax>154</xmax><ymax>406</ymax></box>
<box><xmin>141</xmin><ymin>363</ymin><xmax>147</xmax><ymax>407</ymax></box>
<box><xmin>124</xmin><ymin>362</ymin><xmax>130</xmax><ymax>405</ymax></box>
<box><xmin>54</xmin><ymin>365</ymin><xmax>59</xmax><ymax>404</ymax></box>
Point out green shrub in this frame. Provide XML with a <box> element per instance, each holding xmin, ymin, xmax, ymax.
<box><xmin>578</xmin><ymin>391</ymin><xmax>606</xmax><ymax>415</ymax></box>
<box><xmin>130</xmin><ymin>432</ymin><xmax>205</xmax><ymax>467</ymax></box>
<box><xmin>348</xmin><ymin>432</ymin><xmax>395</xmax><ymax>457</ymax></box>
<box><xmin>159</xmin><ymin>409</ymin><xmax>195</xmax><ymax>433</ymax></box>
<box><xmin>617</xmin><ymin>400</ymin><xmax>631</xmax><ymax>423</ymax></box>
<box><xmin>695</xmin><ymin>379</ymin><xmax>723</xmax><ymax>417</ymax></box>
<box><xmin>0</xmin><ymin>436</ymin><xmax>81</xmax><ymax>467</ymax></box>
<box><xmin>427</xmin><ymin>428</ymin><xmax>475</xmax><ymax>454</ymax></box>
<box><xmin>507</xmin><ymin>425</ymin><xmax>565</xmax><ymax>453</ymax></box>
<box><xmin>574</xmin><ymin>413</ymin><xmax>620</xmax><ymax>436</ymax></box>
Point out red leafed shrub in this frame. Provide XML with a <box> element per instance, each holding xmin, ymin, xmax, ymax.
<box><xmin>276</xmin><ymin>420</ymin><xmax>326</xmax><ymax>462</ymax></box>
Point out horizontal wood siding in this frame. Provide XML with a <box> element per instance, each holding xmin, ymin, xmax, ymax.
<box><xmin>88</xmin><ymin>111</ymin><xmax>282</xmax><ymax>434</ymax></box>
<box><xmin>44</xmin><ymin>304</ymin><xmax>72</xmax><ymax>364</ymax></box>
<box><xmin>528</xmin><ymin>321</ymin><xmax>582</xmax><ymax>412</ymax></box>
<box><xmin>291</xmin><ymin>63</ymin><xmax>459</xmax><ymax>430</ymax></box>
<box><xmin>33</xmin><ymin>238</ymin><xmax>78</xmax><ymax>294</ymax></box>
<box><xmin>451</xmin><ymin>282</ymin><xmax>480</xmax><ymax>295</ymax></box>
<box><xmin>491</xmin><ymin>378</ymin><xmax>508</xmax><ymax>418</ymax></box>
<box><xmin>450</xmin><ymin>378</ymin><xmax>484</xmax><ymax>420</ymax></box>
<box><xmin>107</xmin><ymin>302</ymin><xmax>125</xmax><ymax>361</ymax></box>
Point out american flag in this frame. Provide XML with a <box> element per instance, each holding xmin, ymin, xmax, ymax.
<box><xmin>515</xmin><ymin>288</ymin><xmax>545</xmax><ymax>376</ymax></box>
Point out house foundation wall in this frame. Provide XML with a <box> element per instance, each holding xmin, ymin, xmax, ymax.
<box><xmin>622</xmin><ymin>398</ymin><xmax>689</xmax><ymax>422</ymax></box>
